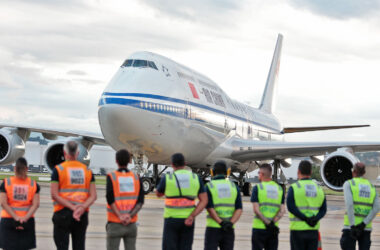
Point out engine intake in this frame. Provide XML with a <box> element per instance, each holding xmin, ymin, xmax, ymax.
<box><xmin>320</xmin><ymin>149</ymin><xmax>358</xmax><ymax>191</ymax></box>
<box><xmin>0</xmin><ymin>129</ymin><xmax>25</xmax><ymax>165</ymax></box>
<box><xmin>44</xmin><ymin>140</ymin><xmax>90</xmax><ymax>171</ymax></box>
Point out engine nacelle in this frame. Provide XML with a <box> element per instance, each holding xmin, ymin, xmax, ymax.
<box><xmin>44</xmin><ymin>139</ymin><xmax>90</xmax><ymax>171</ymax></box>
<box><xmin>0</xmin><ymin>129</ymin><xmax>26</xmax><ymax>165</ymax></box>
<box><xmin>320</xmin><ymin>148</ymin><xmax>359</xmax><ymax>191</ymax></box>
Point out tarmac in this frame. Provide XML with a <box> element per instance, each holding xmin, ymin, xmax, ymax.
<box><xmin>13</xmin><ymin>183</ymin><xmax>380</xmax><ymax>249</ymax></box>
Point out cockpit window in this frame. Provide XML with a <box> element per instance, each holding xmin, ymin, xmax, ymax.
<box><xmin>133</xmin><ymin>60</ymin><xmax>148</xmax><ymax>67</ymax></box>
<box><xmin>121</xmin><ymin>59</ymin><xmax>158</xmax><ymax>70</ymax></box>
<box><xmin>148</xmin><ymin>61</ymin><xmax>158</xmax><ymax>70</ymax></box>
<box><xmin>121</xmin><ymin>59</ymin><xmax>133</xmax><ymax>67</ymax></box>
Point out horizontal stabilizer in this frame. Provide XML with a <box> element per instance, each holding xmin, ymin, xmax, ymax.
<box><xmin>282</xmin><ymin>125</ymin><xmax>369</xmax><ymax>134</ymax></box>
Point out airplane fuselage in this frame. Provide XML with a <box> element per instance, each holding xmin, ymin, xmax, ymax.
<box><xmin>98</xmin><ymin>52</ymin><xmax>283</xmax><ymax>169</ymax></box>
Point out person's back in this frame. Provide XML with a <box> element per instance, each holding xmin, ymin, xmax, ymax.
<box><xmin>340</xmin><ymin>163</ymin><xmax>380</xmax><ymax>250</ymax></box>
<box><xmin>286</xmin><ymin>160</ymin><xmax>326</xmax><ymax>250</ymax></box>
<box><xmin>0</xmin><ymin>157</ymin><xmax>40</xmax><ymax>250</ymax></box>
<box><xmin>204</xmin><ymin>161</ymin><xmax>242</xmax><ymax>250</ymax></box>
<box><xmin>156</xmin><ymin>153</ymin><xmax>208</xmax><ymax>250</ymax></box>
<box><xmin>252</xmin><ymin>163</ymin><xmax>285</xmax><ymax>250</ymax></box>
<box><xmin>106</xmin><ymin>149</ymin><xmax>144</xmax><ymax>250</ymax></box>
<box><xmin>53</xmin><ymin>160</ymin><xmax>92</xmax><ymax>212</ymax></box>
<box><xmin>51</xmin><ymin>140</ymin><xmax>97</xmax><ymax>250</ymax></box>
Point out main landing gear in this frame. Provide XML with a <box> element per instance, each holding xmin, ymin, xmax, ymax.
<box><xmin>140</xmin><ymin>164</ymin><xmax>168</xmax><ymax>194</ymax></box>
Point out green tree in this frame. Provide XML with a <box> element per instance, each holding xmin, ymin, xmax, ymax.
<box><xmin>311</xmin><ymin>165</ymin><xmax>322</xmax><ymax>182</ymax></box>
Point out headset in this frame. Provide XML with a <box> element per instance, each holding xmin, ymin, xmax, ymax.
<box><xmin>210</xmin><ymin>161</ymin><xmax>231</xmax><ymax>177</ymax></box>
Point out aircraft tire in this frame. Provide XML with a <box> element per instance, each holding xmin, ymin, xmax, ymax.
<box><xmin>242</xmin><ymin>182</ymin><xmax>252</xmax><ymax>196</ymax></box>
<box><xmin>142</xmin><ymin>177</ymin><xmax>152</xmax><ymax>194</ymax></box>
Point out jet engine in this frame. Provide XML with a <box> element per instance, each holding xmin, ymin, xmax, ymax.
<box><xmin>320</xmin><ymin>148</ymin><xmax>359</xmax><ymax>191</ymax></box>
<box><xmin>0</xmin><ymin>129</ymin><xmax>26</xmax><ymax>165</ymax></box>
<box><xmin>44</xmin><ymin>139</ymin><xmax>90</xmax><ymax>171</ymax></box>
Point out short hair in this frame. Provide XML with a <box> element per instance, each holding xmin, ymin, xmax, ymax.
<box><xmin>353</xmin><ymin>162</ymin><xmax>366</xmax><ymax>177</ymax></box>
<box><xmin>116</xmin><ymin>149</ymin><xmax>130</xmax><ymax>167</ymax></box>
<box><xmin>213</xmin><ymin>161</ymin><xmax>228</xmax><ymax>175</ymax></box>
<box><xmin>64</xmin><ymin>141</ymin><xmax>78</xmax><ymax>157</ymax></box>
<box><xmin>15</xmin><ymin>157</ymin><xmax>27</xmax><ymax>175</ymax></box>
<box><xmin>259</xmin><ymin>163</ymin><xmax>272</xmax><ymax>177</ymax></box>
<box><xmin>171</xmin><ymin>153</ymin><xmax>185</xmax><ymax>167</ymax></box>
<box><xmin>299</xmin><ymin>160</ymin><xmax>312</xmax><ymax>175</ymax></box>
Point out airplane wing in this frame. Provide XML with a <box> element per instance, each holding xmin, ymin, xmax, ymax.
<box><xmin>0</xmin><ymin>123</ymin><xmax>106</xmax><ymax>145</ymax></box>
<box><xmin>230</xmin><ymin>139</ymin><xmax>380</xmax><ymax>162</ymax></box>
<box><xmin>282</xmin><ymin>125</ymin><xmax>369</xmax><ymax>133</ymax></box>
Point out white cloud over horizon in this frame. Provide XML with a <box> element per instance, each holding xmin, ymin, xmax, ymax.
<box><xmin>1</xmin><ymin>0</ymin><xmax>380</xmax><ymax>143</ymax></box>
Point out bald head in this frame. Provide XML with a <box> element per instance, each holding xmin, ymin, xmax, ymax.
<box><xmin>353</xmin><ymin>162</ymin><xmax>366</xmax><ymax>177</ymax></box>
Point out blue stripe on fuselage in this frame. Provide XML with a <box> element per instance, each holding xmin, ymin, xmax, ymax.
<box><xmin>100</xmin><ymin>92</ymin><xmax>279</xmax><ymax>132</ymax></box>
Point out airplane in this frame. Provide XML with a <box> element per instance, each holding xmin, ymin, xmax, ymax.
<box><xmin>1</xmin><ymin>34</ymin><xmax>380</xmax><ymax>195</ymax></box>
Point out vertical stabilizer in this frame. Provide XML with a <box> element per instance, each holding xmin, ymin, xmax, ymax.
<box><xmin>259</xmin><ymin>34</ymin><xmax>283</xmax><ymax>114</ymax></box>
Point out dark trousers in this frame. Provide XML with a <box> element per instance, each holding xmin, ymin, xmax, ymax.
<box><xmin>162</xmin><ymin>218</ymin><xmax>195</xmax><ymax>250</ymax></box>
<box><xmin>0</xmin><ymin>217</ymin><xmax>36</xmax><ymax>250</ymax></box>
<box><xmin>340</xmin><ymin>229</ymin><xmax>371</xmax><ymax>250</ymax></box>
<box><xmin>252</xmin><ymin>229</ymin><xmax>278</xmax><ymax>250</ymax></box>
<box><xmin>52</xmin><ymin>208</ymin><xmax>89</xmax><ymax>250</ymax></box>
<box><xmin>204</xmin><ymin>227</ymin><xmax>235</xmax><ymax>250</ymax></box>
<box><xmin>290</xmin><ymin>230</ymin><xmax>319</xmax><ymax>250</ymax></box>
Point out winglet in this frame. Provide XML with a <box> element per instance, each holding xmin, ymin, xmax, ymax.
<box><xmin>259</xmin><ymin>34</ymin><xmax>283</xmax><ymax>114</ymax></box>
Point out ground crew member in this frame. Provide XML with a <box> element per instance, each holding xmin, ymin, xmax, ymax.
<box><xmin>340</xmin><ymin>162</ymin><xmax>380</xmax><ymax>250</ymax></box>
<box><xmin>51</xmin><ymin>141</ymin><xmax>97</xmax><ymax>250</ymax></box>
<box><xmin>0</xmin><ymin>157</ymin><xmax>40</xmax><ymax>250</ymax></box>
<box><xmin>106</xmin><ymin>149</ymin><xmax>145</xmax><ymax>250</ymax></box>
<box><xmin>287</xmin><ymin>160</ymin><xmax>327</xmax><ymax>250</ymax></box>
<box><xmin>204</xmin><ymin>161</ymin><xmax>243</xmax><ymax>250</ymax></box>
<box><xmin>251</xmin><ymin>163</ymin><xmax>285</xmax><ymax>250</ymax></box>
<box><xmin>156</xmin><ymin>153</ymin><xmax>208</xmax><ymax>250</ymax></box>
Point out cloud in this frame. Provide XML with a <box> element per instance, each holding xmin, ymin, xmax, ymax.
<box><xmin>139</xmin><ymin>0</ymin><xmax>245</xmax><ymax>26</ymax></box>
<box><xmin>67</xmin><ymin>70</ymin><xmax>87</xmax><ymax>76</ymax></box>
<box><xmin>289</xmin><ymin>0</ymin><xmax>380</xmax><ymax>19</ymax></box>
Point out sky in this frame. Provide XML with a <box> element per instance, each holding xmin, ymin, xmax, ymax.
<box><xmin>1</xmin><ymin>0</ymin><xmax>380</xmax><ymax>142</ymax></box>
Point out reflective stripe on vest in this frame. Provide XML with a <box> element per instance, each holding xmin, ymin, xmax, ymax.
<box><xmin>1</xmin><ymin>177</ymin><xmax>37</xmax><ymax>218</ymax></box>
<box><xmin>206</xmin><ymin>179</ymin><xmax>237</xmax><ymax>228</ymax></box>
<box><xmin>289</xmin><ymin>180</ymin><xmax>325</xmax><ymax>231</ymax></box>
<box><xmin>53</xmin><ymin>161</ymin><xmax>92</xmax><ymax>212</ymax></box>
<box><xmin>164</xmin><ymin>169</ymin><xmax>200</xmax><ymax>218</ymax></box>
<box><xmin>107</xmin><ymin>170</ymin><xmax>140</xmax><ymax>223</ymax></box>
<box><xmin>252</xmin><ymin>181</ymin><xmax>283</xmax><ymax>229</ymax></box>
<box><xmin>344</xmin><ymin>178</ymin><xmax>376</xmax><ymax>229</ymax></box>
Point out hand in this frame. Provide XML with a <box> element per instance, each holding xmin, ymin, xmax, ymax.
<box><xmin>350</xmin><ymin>225</ymin><xmax>360</xmax><ymax>240</ymax></box>
<box><xmin>305</xmin><ymin>216</ymin><xmax>318</xmax><ymax>227</ymax></box>
<box><xmin>184</xmin><ymin>215</ymin><xmax>194</xmax><ymax>227</ymax></box>
<box><xmin>265</xmin><ymin>221</ymin><xmax>279</xmax><ymax>236</ymax></box>
<box><xmin>219</xmin><ymin>220</ymin><xmax>233</xmax><ymax>232</ymax></box>
<box><xmin>119</xmin><ymin>214</ymin><xmax>132</xmax><ymax>225</ymax></box>
<box><xmin>73</xmin><ymin>205</ymin><xmax>85</xmax><ymax>221</ymax></box>
<box><xmin>351</xmin><ymin>222</ymin><xmax>366</xmax><ymax>238</ymax></box>
<box><xmin>13</xmin><ymin>215</ymin><xmax>21</xmax><ymax>222</ymax></box>
<box><xmin>19</xmin><ymin>216</ymin><xmax>29</xmax><ymax>224</ymax></box>
<box><xmin>357</xmin><ymin>222</ymin><xmax>366</xmax><ymax>232</ymax></box>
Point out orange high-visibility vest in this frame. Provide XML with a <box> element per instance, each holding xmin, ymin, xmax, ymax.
<box><xmin>107</xmin><ymin>170</ymin><xmax>140</xmax><ymax>223</ymax></box>
<box><xmin>1</xmin><ymin>177</ymin><xmax>37</xmax><ymax>218</ymax></box>
<box><xmin>53</xmin><ymin>161</ymin><xmax>92</xmax><ymax>212</ymax></box>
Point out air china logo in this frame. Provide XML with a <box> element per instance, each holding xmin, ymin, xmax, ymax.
<box><xmin>188</xmin><ymin>82</ymin><xmax>199</xmax><ymax>99</ymax></box>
